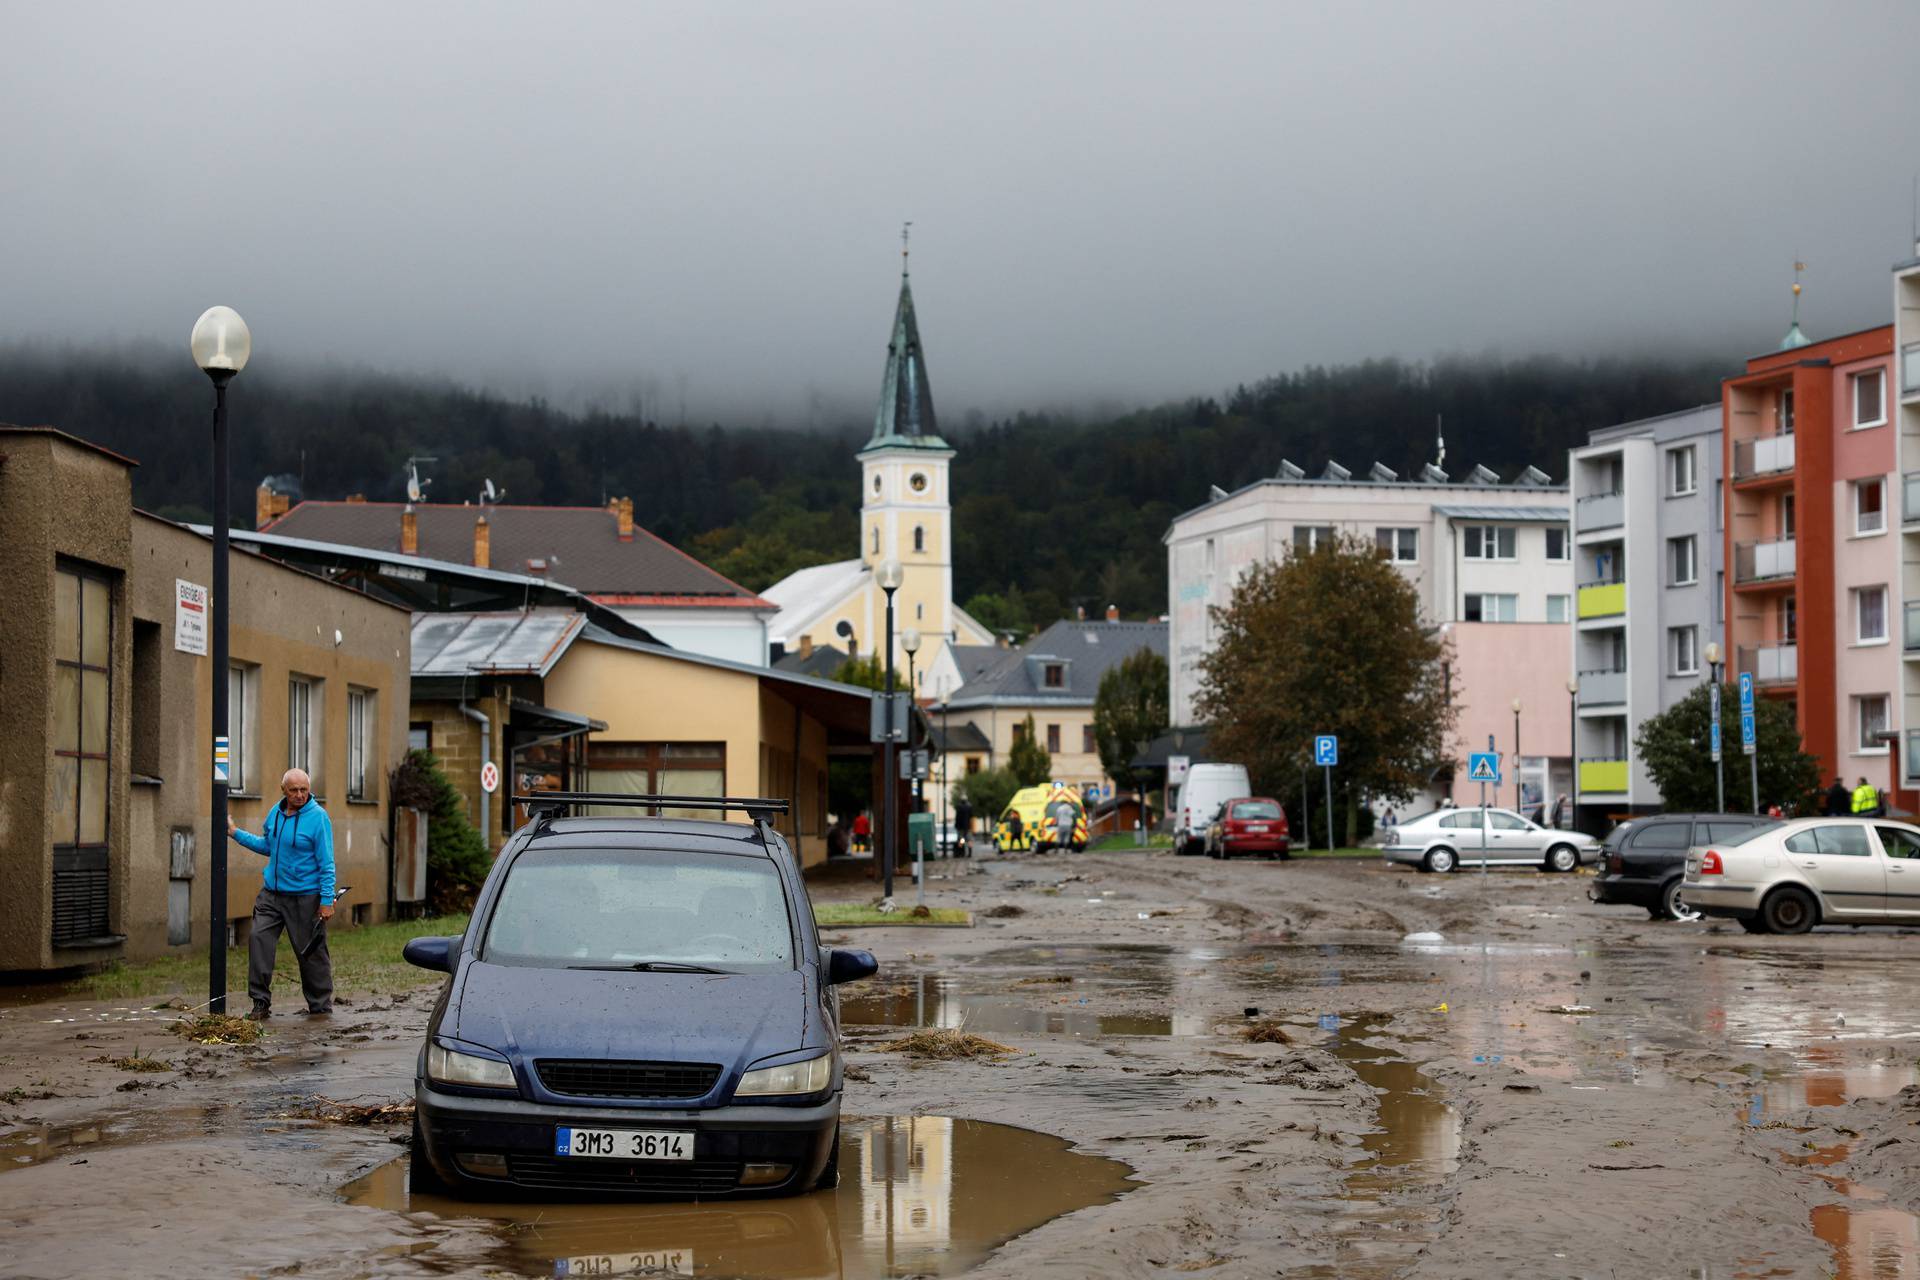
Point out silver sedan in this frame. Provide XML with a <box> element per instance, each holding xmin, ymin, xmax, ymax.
<box><xmin>1380</xmin><ymin>806</ymin><xmax>1600</xmax><ymax>873</ymax></box>
<box><xmin>1682</xmin><ymin>817</ymin><xmax>1920</xmax><ymax>934</ymax></box>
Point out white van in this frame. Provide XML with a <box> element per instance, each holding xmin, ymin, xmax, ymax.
<box><xmin>1175</xmin><ymin>763</ymin><xmax>1254</xmax><ymax>856</ymax></box>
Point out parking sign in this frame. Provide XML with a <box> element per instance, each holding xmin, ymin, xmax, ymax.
<box><xmin>1314</xmin><ymin>735</ymin><xmax>1338</xmax><ymax>767</ymax></box>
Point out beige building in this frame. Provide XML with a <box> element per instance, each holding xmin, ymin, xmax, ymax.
<box><xmin>0</xmin><ymin>426</ymin><xmax>410</xmax><ymax>974</ymax></box>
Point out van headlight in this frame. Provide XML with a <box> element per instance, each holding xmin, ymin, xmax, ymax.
<box><xmin>736</xmin><ymin>1053</ymin><xmax>831</xmax><ymax>1097</ymax></box>
<box><xmin>428</xmin><ymin>1042</ymin><xmax>516</xmax><ymax>1090</ymax></box>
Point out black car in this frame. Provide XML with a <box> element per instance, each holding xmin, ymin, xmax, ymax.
<box><xmin>402</xmin><ymin>792</ymin><xmax>877</xmax><ymax>1199</ymax></box>
<box><xmin>1589</xmin><ymin>812</ymin><xmax>1770</xmax><ymax>920</ymax></box>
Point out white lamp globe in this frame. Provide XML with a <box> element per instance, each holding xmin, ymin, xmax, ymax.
<box><xmin>190</xmin><ymin>306</ymin><xmax>252</xmax><ymax>375</ymax></box>
<box><xmin>902</xmin><ymin>627</ymin><xmax>922</xmax><ymax>655</ymax></box>
<box><xmin>876</xmin><ymin>559</ymin><xmax>905</xmax><ymax>591</ymax></box>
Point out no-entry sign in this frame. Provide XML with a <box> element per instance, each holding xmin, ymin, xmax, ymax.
<box><xmin>480</xmin><ymin>761</ymin><xmax>500</xmax><ymax>794</ymax></box>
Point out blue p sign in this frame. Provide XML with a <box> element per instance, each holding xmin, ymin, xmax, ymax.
<box><xmin>1315</xmin><ymin>735</ymin><xmax>1338</xmax><ymax>767</ymax></box>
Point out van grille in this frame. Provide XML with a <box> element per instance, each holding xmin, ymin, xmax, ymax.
<box><xmin>535</xmin><ymin>1059</ymin><xmax>721</xmax><ymax>1100</ymax></box>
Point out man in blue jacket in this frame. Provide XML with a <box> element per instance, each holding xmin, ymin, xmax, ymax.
<box><xmin>227</xmin><ymin>767</ymin><xmax>335</xmax><ymax>1019</ymax></box>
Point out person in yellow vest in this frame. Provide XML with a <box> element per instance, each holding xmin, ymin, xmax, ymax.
<box><xmin>1851</xmin><ymin>777</ymin><xmax>1882</xmax><ymax>818</ymax></box>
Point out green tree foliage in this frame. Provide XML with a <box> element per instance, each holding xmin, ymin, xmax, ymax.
<box><xmin>0</xmin><ymin>342</ymin><xmax>1728</xmax><ymax>620</ymax></box>
<box><xmin>392</xmin><ymin>750</ymin><xmax>492</xmax><ymax>912</ymax></box>
<box><xmin>961</xmin><ymin>591</ymin><xmax>1030</xmax><ymax>641</ymax></box>
<box><xmin>1633</xmin><ymin>682</ymin><xmax>1821</xmax><ymax>814</ymax></box>
<box><xmin>955</xmin><ymin>766</ymin><xmax>1020</xmax><ymax>823</ymax></box>
<box><xmin>1007</xmin><ymin>714</ymin><xmax>1053</xmax><ymax>787</ymax></box>
<box><xmin>1196</xmin><ymin>536</ymin><xmax>1454</xmax><ymax>844</ymax></box>
<box><xmin>1094</xmin><ymin>647</ymin><xmax>1169</xmax><ymax>790</ymax></box>
<box><xmin>832</xmin><ymin>654</ymin><xmax>888</xmax><ymax>691</ymax></box>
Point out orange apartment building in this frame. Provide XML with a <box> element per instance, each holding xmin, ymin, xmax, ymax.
<box><xmin>1722</xmin><ymin>324</ymin><xmax>1899</xmax><ymax>793</ymax></box>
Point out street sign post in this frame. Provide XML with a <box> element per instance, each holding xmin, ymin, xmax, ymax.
<box><xmin>1470</xmin><ymin>745</ymin><xmax>1500</xmax><ymax>877</ymax></box>
<box><xmin>480</xmin><ymin>761</ymin><xmax>499</xmax><ymax>794</ymax></box>
<box><xmin>1315</xmin><ymin>736</ymin><xmax>1337</xmax><ymax>853</ymax></box>
<box><xmin>1709</xmin><ymin>680</ymin><xmax>1724</xmax><ymax>813</ymax></box>
<box><xmin>1739</xmin><ymin>672</ymin><xmax>1758</xmax><ymax>813</ymax></box>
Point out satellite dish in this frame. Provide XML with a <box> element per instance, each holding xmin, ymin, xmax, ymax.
<box><xmin>835</xmin><ymin>620</ymin><xmax>855</xmax><ymax>639</ymax></box>
<box><xmin>482</xmin><ymin>478</ymin><xmax>504</xmax><ymax>504</ymax></box>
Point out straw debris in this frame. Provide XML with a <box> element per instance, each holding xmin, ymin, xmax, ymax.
<box><xmin>170</xmin><ymin>1013</ymin><xmax>265</xmax><ymax>1046</ymax></box>
<box><xmin>90</xmin><ymin>1048</ymin><xmax>172</xmax><ymax>1073</ymax></box>
<box><xmin>875</xmin><ymin>1029</ymin><xmax>1017</xmax><ymax>1059</ymax></box>
<box><xmin>1241</xmin><ymin>1021</ymin><xmax>1296</xmax><ymax>1044</ymax></box>
<box><xmin>284</xmin><ymin>1095</ymin><xmax>414</xmax><ymax>1125</ymax></box>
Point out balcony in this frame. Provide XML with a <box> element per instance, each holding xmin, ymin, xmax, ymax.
<box><xmin>1732</xmin><ymin>432</ymin><xmax>1795</xmax><ymax>482</ymax></box>
<box><xmin>1577</xmin><ymin>668</ymin><xmax>1627</xmax><ymax>706</ymax></box>
<box><xmin>1908</xmin><ymin>730</ymin><xmax>1920</xmax><ymax>783</ymax></box>
<box><xmin>1576</xmin><ymin>490</ymin><xmax>1624</xmax><ymax>532</ymax></box>
<box><xmin>1577</xmin><ymin>578</ymin><xmax>1626</xmax><ymax>620</ymax></box>
<box><xmin>1733</xmin><ymin>538</ymin><xmax>1795</xmax><ymax>585</ymax></box>
<box><xmin>1579</xmin><ymin>758</ymin><xmax>1629</xmax><ymax>794</ymax></box>
<box><xmin>1904</xmin><ymin>343</ymin><xmax>1920</xmax><ymax>398</ymax></box>
<box><xmin>1906</xmin><ymin>473</ymin><xmax>1920</xmax><ymax>526</ymax></box>
<box><xmin>1737</xmin><ymin>643</ymin><xmax>1798</xmax><ymax>685</ymax></box>
<box><xmin>1907</xmin><ymin>601</ymin><xmax>1920</xmax><ymax>652</ymax></box>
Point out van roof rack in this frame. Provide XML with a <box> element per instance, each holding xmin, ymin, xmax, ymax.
<box><xmin>512</xmin><ymin>792</ymin><xmax>790</xmax><ymax>834</ymax></box>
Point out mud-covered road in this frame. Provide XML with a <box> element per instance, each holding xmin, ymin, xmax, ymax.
<box><xmin>4</xmin><ymin>848</ymin><xmax>1920</xmax><ymax>1279</ymax></box>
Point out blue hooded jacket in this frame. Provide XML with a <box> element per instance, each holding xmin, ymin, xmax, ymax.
<box><xmin>233</xmin><ymin>797</ymin><xmax>335</xmax><ymax>901</ymax></box>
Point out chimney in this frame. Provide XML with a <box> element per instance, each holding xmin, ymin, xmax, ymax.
<box><xmin>997</xmin><ymin>633</ymin><xmax>1012</xmax><ymax>649</ymax></box>
<box><xmin>799</xmin><ymin>635</ymin><xmax>814</xmax><ymax>658</ymax></box>
<box><xmin>473</xmin><ymin>512</ymin><xmax>490</xmax><ymax>569</ymax></box>
<box><xmin>401</xmin><ymin>504</ymin><xmax>419</xmax><ymax>555</ymax></box>
<box><xmin>255</xmin><ymin>484</ymin><xmax>290</xmax><ymax>530</ymax></box>
<box><xmin>345</xmin><ymin>493</ymin><xmax>366</xmax><ymax>503</ymax></box>
<box><xmin>1075</xmin><ymin>605</ymin><xmax>1086</xmax><ymax>621</ymax></box>
<box><xmin>615</xmin><ymin>496</ymin><xmax>634</xmax><ymax>542</ymax></box>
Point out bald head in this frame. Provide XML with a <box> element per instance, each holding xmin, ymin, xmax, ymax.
<box><xmin>281</xmin><ymin>770</ymin><xmax>312</xmax><ymax>808</ymax></box>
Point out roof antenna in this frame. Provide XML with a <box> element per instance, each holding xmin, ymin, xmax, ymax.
<box><xmin>1434</xmin><ymin>414</ymin><xmax>1445</xmax><ymax>470</ymax></box>
<box><xmin>901</xmin><ymin>220</ymin><xmax>912</xmax><ymax>278</ymax></box>
<box><xmin>404</xmin><ymin>455</ymin><xmax>438</xmax><ymax>503</ymax></box>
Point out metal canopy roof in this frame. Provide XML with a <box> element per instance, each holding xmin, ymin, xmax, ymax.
<box><xmin>1430</xmin><ymin>505</ymin><xmax>1569</xmax><ymax>522</ymax></box>
<box><xmin>411</xmin><ymin>610</ymin><xmax>585</xmax><ymax>677</ymax></box>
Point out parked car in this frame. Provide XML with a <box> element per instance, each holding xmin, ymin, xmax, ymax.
<box><xmin>1206</xmin><ymin>796</ymin><xmax>1291</xmax><ymax>859</ymax></box>
<box><xmin>1682</xmin><ymin>816</ymin><xmax>1920</xmax><ymax>934</ymax></box>
<box><xmin>1379</xmin><ymin>806</ymin><xmax>1599</xmax><ymax>873</ymax></box>
<box><xmin>1176</xmin><ymin>763</ymin><xmax>1253</xmax><ymax>856</ymax></box>
<box><xmin>403</xmin><ymin>792</ymin><xmax>877</xmax><ymax>1199</ymax></box>
<box><xmin>1589</xmin><ymin>813</ymin><xmax>1771</xmax><ymax>921</ymax></box>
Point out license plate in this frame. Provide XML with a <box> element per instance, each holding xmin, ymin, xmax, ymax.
<box><xmin>555</xmin><ymin>1127</ymin><xmax>693</xmax><ymax>1161</ymax></box>
<box><xmin>1246</xmin><ymin>824</ymin><xmax>1268</xmax><ymax>833</ymax></box>
<box><xmin>557</xmin><ymin>1250</ymin><xmax>694</xmax><ymax>1277</ymax></box>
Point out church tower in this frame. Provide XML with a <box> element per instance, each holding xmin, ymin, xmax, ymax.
<box><xmin>858</xmin><ymin>252</ymin><xmax>955</xmax><ymax>673</ymax></box>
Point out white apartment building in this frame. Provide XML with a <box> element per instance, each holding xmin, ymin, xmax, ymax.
<box><xmin>1567</xmin><ymin>405</ymin><xmax>1724</xmax><ymax>823</ymax></box>
<box><xmin>1894</xmin><ymin>252</ymin><xmax>1920</xmax><ymax>788</ymax></box>
<box><xmin>1165</xmin><ymin>458</ymin><xmax>1576</xmax><ymax>813</ymax></box>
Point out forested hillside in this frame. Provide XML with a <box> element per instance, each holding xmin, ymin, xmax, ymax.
<box><xmin>0</xmin><ymin>343</ymin><xmax>1729</xmax><ymax>628</ymax></box>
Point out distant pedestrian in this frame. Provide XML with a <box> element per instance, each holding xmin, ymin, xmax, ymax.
<box><xmin>1549</xmin><ymin>794</ymin><xmax>1569</xmax><ymax>830</ymax></box>
<box><xmin>227</xmin><ymin>768</ymin><xmax>334</xmax><ymax>1020</ymax></box>
<box><xmin>1852</xmin><ymin>777</ymin><xmax>1882</xmax><ymax>818</ymax></box>
<box><xmin>851</xmin><ymin>811</ymin><xmax>871</xmax><ymax>854</ymax></box>
<box><xmin>1766</xmin><ymin>801</ymin><xmax>1785</xmax><ymax>819</ymax></box>
<box><xmin>955</xmin><ymin>797</ymin><xmax>974</xmax><ymax>840</ymax></box>
<box><xmin>1825</xmin><ymin>778</ymin><xmax>1851</xmax><ymax>817</ymax></box>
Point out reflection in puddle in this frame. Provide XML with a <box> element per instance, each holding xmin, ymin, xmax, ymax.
<box><xmin>0</xmin><ymin>1105</ymin><xmax>230</xmax><ymax>1169</ymax></box>
<box><xmin>840</xmin><ymin>974</ymin><xmax>1205</xmax><ymax>1037</ymax></box>
<box><xmin>1746</xmin><ymin>1058</ymin><xmax>1920</xmax><ymax>1127</ymax></box>
<box><xmin>1814</xmin><ymin>1202</ymin><xmax>1920</xmax><ymax>1279</ymax></box>
<box><xmin>342</xmin><ymin>1116</ymin><xmax>1133</xmax><ymax>1278</ymax></box>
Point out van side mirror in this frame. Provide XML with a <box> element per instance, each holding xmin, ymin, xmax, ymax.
<box><xmin>403</xmin><ymin>934</ymin><xmax>460</xmax><ymax>973</ymax></box>
<box><xmin>825</xmin><ymin>949</ymin><xmax>879</xmax><ymax>986</ymax></box>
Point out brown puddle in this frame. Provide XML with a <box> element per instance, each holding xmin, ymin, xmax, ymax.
<box><xmin>840</xmin><ymin>973</ymin><xmax>1205</xmax><ymax>1037</ymax></box>
<box><xmin>1812</xmin><ymin>1202</ymin><xmax>1920</xmax><ymax>1279</ymax></box>
<box><xmin>342</xmin><ymin>1115</ymin><xmax>1134</xmax><ymax>1279</ymax></box>
<box><xmin>1</xmin><ymin>1104</ymin><xmax>232</xmax><ymax>1168</ymax></box>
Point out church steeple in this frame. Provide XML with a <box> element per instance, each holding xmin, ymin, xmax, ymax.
<box><xmin>865</xmin><ymin>227</ymin><xmax>948</xmax><ymax>452</ymax></box>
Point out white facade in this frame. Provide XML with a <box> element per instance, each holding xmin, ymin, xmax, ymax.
<box><xmin>1894</xmin><ymin>255</ymin><xmax>1920</xmax><ymax>782</ymax></box>
<box><xmin>610</xmin><ymin>606</ymin><xmax>771</xmax><ymax>667</ymax></box>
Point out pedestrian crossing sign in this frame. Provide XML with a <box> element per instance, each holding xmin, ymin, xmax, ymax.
<box><xmin>1467</xmin><ymin>751</ymin><xmax>1500</xmax><ymax>784</ymax></box>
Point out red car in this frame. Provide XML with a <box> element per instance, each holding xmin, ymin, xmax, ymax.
<box><xmin>1206</xmin><ymin>797</ymin><xmax>1290</xmax><ymax>859</ymax></box>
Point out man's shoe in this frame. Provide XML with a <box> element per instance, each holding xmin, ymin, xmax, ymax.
<box><xmin>302</xmin><ymin>1007</ymin><xmax>332</xmax><ymax>1018</ymax></box>
<box><xmin>244</xmin><ymin>1005</ymin><xmax>271</xmax><ymax>1021</ymax></box>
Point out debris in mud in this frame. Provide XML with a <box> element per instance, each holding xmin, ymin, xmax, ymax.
<box><xmin>1542</xmin><ymin>1005</ymin><xmax>1595</xmax><ymax>1016</ymax></box>
<box><xmin>169</xmin><ymin>1014</ymin><xmax>265</xmax><ymax>1046</ymax></box>
<box><xmin>842</xmin><ymin>1062</ymin><xmax>873</xmax><ymax>1081</ymax></box>
<box><xmin>875</xmin><ymin>1029</ymin><xmax>1017</xmax><ymax>1059</ymax></box>
<box><xmin>89</xmin><ymin>1050</ymin><xmax>172</xmax><ymax>1073</ymax></box>
<box><xmin>983</xmin><ymin>904</ymin><xmax>1026</xmax><ymax>918</ymax></box>
<box><xmin>283</xmin><ymin>1095</ymin><xmax>415</xmax><ymax>1125</ymax></box>
<box><xmin>1241</xmin><ymin>1021</ymin><xmax>1295</xmax><ymax>1045</ymax></box>
<box><xmin>1014</xmin><ymin>974</ymin><xmax>1072</xmax><ymax>986</ymax></box>
<box><xmin>1503</xmin><ymin>1083</ymin><xmax>1542</xmax><ymax>1093</ymax></box>
<box><xmin>908</xmin><ymin>904</ymin><xmax>932</xmax><ymax>919</ymax></box>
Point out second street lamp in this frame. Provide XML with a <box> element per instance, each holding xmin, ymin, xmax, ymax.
<box><xmin>1512</xmin><ymin>698</ymin><xmax>1523</xmax><ymax>812</ymax></box>
<box><xmin>902</xmin><ymin>627</ymin><xmax>923</xmax><ymax>829</ymax></box>
<box><xmin>191</xmin><ymin>305</ymin><xmax>251</xmax><ymax>1015</ymax></box>
<box><xmin>876</xmin><ymin>559</ymin><xmax>905</xmax><ymax>899</ymax></box>
<box><xmin>1565</xmin><ymin>678</ymin><xmax>1578</xmax><ymax>832</ymax></box>
<box><xmin>1705</xmin><ymin>641</ymin><xmax>1725</xmax><ymax>813</ymax></box>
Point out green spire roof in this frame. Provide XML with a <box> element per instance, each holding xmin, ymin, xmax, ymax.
<box><xmin>862</xmin><ymin>273</ymin><xmax>949</xmax><ymax>453</ymax></box>
<box><xmin>1780</xmin><ymin>266</ymin><xmax>1811</xmax><ymax>350</ymax></box>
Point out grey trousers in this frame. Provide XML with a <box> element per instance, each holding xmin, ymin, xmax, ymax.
<box><xmin>248</xmin><ymin>889</ymin><xmax>333</xmax><ymax>1012</ymax></box>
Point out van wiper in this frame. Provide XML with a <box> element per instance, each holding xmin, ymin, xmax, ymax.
<box><xmin>567</xmin><ymin>961</ymin><xmax>733</xmax><ymax>974</ymax></box>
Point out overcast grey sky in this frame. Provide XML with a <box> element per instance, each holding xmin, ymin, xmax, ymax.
<box><xmin>4</xmin><ymin>1</ymin><xmax>1919</xmax><ymax>422</ymax></box>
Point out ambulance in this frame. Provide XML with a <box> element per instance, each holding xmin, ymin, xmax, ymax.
<box><xmin>994</xmin><ymin>783</ymin><xmax>1089</xmax><ymax>853</ymax></box>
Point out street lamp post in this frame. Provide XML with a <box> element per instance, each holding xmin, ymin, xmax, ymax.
<box><xmin>939</xmin><ymin>698</ymin><xmax>951</xmax><ymax>857</ymax></box>
<box><xmin>1512</xmin><ymin>698</ymin><xmax>1523</xmax><ymax>812</ymax></box>
<box><xmin>876</xmin><ymin>560</ymin><xmax>905</xmax><ymax>898</ymax></box>
<box><xmin>191</xmin><ymin>306</ymin><xmax>251</xmax><ymax>1015</ymax></box>
<box><xmin>1705</xmin><ymin>641</ymin><xmax>1725</xmax><ymax>813</ymax></box>
<box><xmin>1565</xmin><ymin>679</ymin><xmax>1578</xmax><ymax>831</ymax></box>
<box><xmin>902</xmin><ymin>627</ymin><xmax>922</xmax><ymax>821</ymax></box>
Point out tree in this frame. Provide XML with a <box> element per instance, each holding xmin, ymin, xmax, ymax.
<box><xmin>956</xmin><ymin>766</ymin><xmax>1020</xmax><ymax>824</ymax></box>
<box><xmin>391</xmin><ymin>749</ymin><xmax>492</xmax><ymax>913</ymax></box>
<box><xmin>1634</xmin><ymin>681</ymin><xmax>1821</xmax><ymax>813</ymax></box>
<box><xmin>1195</xmin><ymin>535</ymin><xmax>1455</xmax><ymax>844</ymax></box>
<box><xmin>1007</xmin><ymin>713</ymin><xmax>1053</xmax><ymax>786</ymax></box>
<box><xmin>832</xmin><ymin>654</ymin><xmax>887</xmax><ymax>691</ymax></box>
<box><xmin>1094</xmin><ymin>647</ymin><xmax>1169</xmax><ymax>791</ymax></box>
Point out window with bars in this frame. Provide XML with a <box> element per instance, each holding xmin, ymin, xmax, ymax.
<box><xmin>288</xmin><ymin>676</ymin><xmax>319</xmax><ymax>787</ymax></box>
<box><xmin>347</xmin><ymin>688</ymin><xmax>374</xmax><ymax>802</ymax></box>
<box><xmin>51</xmin><ymin>562</ymin><xmax>114</xmax><ymax>945</ymax></box>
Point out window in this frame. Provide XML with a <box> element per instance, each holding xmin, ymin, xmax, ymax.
<box><xmin>1715</xmin><ymin>571</ymin><xmax>1725</xmax><ymax>623</ymax></box>
<box><xmin>1488</xmin><ymin>811</ymin><xmax>1529</xmax><ymax>831</ymax></box>
<box><xmin>909</xmin><ymin>471</ymin><xmax>929</xmax><ymax>493</ymax></box>
<box><xmin>1856</xmin><ymin>586</ymin><xmax>1888</xmax><ymax>644</ymax></box>
<box><xmin>1668</xmin><ymin>535</ymin><xmax>1697</xmax><ymax>586</ymax></box>
<box><xmin>871</xmin><ymin>527</ymin><xmax>880</xmax><ymax>556</ymax></box>
<box><xmin>1700</xmin><ymin>821</ymin><xmax>1761</xmax><ymax>844</ymax></box>
<box><xmin>408</xmin><ymin>721</ymin><xmax>432</xmax><ymax>753</ymax></box>
<box><xmin>913</xmin><ymin>525</ymin><xmax>925</xmax><ymax>553</ymax></box>
<box><xmin>1464</xmin><ymin>526</ymin><xmax>1516</xmax><ymax>560</ymax></box>
<box><xmin>915</xmin><ymin>603</ymin><xmax>923</xmax><ymax>621</ymax></box>
<box><xmin>1545</xmin><ymin>527</ymin><xmax>1569</xmax><ymax>561</ymax></box>
<box><xmin>1854</xmin><ymin>478</ymin><xmax>1886</xmax><ymax>535</ymax></box>
<box><xmin>51</xmin><ymin>562</ymin><xmax>113</xmax><ymax>945</ymax></box>
<box><xmin>1464</xmin><ymin>593</ymin><xmax>1517</xmax><ymax>623</ymax></box>
<box><xmin>1547</xmin><ymin>594</ymin><xmax>1571</xmax><ymax>624</ymax></box>
<box><xmin>130</xmin><ymin>619</ymin><xmax>162</xmax><ymax>779</ymax></box>
<box><xmin>585</xmin><ymin>742</ymin><xmax>725</xmax><ymax>819</ymax></box>
<box><xmin>1857</xmin><ymin>694</ymin><xmax>1891</xmax><ymax>753</ymax></box>
<box><xmin>1081</xmin><ymin>724</ymin><xmax>1095</xmax><ymax>754</ymax></box>
<box><xmin>965</xmin><ymin>756</ymin><xmax>982</xmax><ymax>775</ymax></box>
<box><xmin>1046</xmin><ymin>724</ymin><xmax>1061</xmax><ymax>753</ymax></box>
<box><xmin>1043</xmin><ymin>663</ymin><xmax>1065</xmax><ymax>688</ymax></box>
<box><xmin>1670</xmin><ymin>625</ymin><xmax>1699</xmax><ymax>676</ymax></box>
<box><xmin>1716</xmin><ymin>480</ymin><xmax>1724</xmax><ymax>530</ymax></box>
<box><xmin>1875</xmin><ymin>827</ymin><xmax>1920</xmax><ymax>859</ymax></box>
<box><xmin>1292</xmin><ymin>525</ymin><xmax>1334</xmax><ymax>553</ymax></box>
<box><xmin>1781</xmin><ymin>594</ymin><xmax>1798</xmax><ymax>643</ymax></box>
<box><xmin>1781</xmin><ymin>493</ymin><xmax>1796</xmax><ymax>538</ymax></box>
<box><xmin>1785</xmin><ymin>826</ymin><xmax>1873</xmax><ymax>857</ymax></box>
<box><xmin>228</xmin><ymin>664</ymin><xmax>257</xmax><ymax>794</ymax></box>
<box><xmin>288</xmin><ymin>676</ymin><xmax>318</xmax><ymax>784</ymax></box>
<box><xmin>872</xmin><ymin>474</ymin><xmax>882</xmax><ymax>495</ymax></box>
<box><xmin>1375</xmin><ymin>527</ymin><xmax>1418</xmax><ymax>562</ymax></box>
<box><xmin>1667</xmin><ymin>445</ymin><xmax>1697</xmax><ymax>496</ymax></box>
<box><xmin>1627</xmin><ymin>823</ymin><xmax>1692</xmax><ymax>850</ymax></box>
<box><xmin>347</xmin><ymin>688</ymin><xmax>374</xmax><ymax>802</ymax></box>
<box><xmin>1777</xmin><ymin>388</ymin><xmax>1795</xmax><ymax>435</ymax></box>
<box><xmin>1854</xmin><ymin>368</ymin><xmax>1887</xmax><ymax>428</ymax></box>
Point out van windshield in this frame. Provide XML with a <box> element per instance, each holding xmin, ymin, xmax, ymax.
<box><xmin>482</xmin><ymin>848</ymin><xmax>795</xmax><ymax>973</ymax></box>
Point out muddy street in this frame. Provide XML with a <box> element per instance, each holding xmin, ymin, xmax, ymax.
<box><xmin>5</xmin><ymin>848</ymin><xmax>1920</xmax><ymax>1278</ymax></box>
